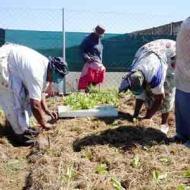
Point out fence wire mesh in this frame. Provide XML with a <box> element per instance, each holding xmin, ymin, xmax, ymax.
<box><xmin>0</xmin><ymin>8</ymin><xmax>181</xmax><ymax>93</ymax></box>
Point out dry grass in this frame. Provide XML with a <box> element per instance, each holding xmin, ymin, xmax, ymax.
<box><xmin>0</xmin><ymin>94</ymin><xmax>190</xmax><ymax>190</ymax></box>
<box><xmin>0</xmin><ymin>118</ymin><xmax>31</xmax><ymax>190</ymax></box>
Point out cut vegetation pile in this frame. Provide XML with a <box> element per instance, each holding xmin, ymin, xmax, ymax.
<box><xmin>0</xmin><ymin>91</ymin><xmax>190</xmax><ymax>190</ymax></box>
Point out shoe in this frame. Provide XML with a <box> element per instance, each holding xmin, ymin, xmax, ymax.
<box><xmin>25</xmin><ymin>127</ymin><xmax>39</xmax><ymax>137</ymax></box>
<box><xmin>15</xmin><ymin>132</ymin><xmax>37</xmax><ymax>146</ymax></box>
<box><xmin>170</xmin><ymin>134</ymin><xmax>187</xmax><ymax>144</ymax></box>
<box><xmin>160</xmin><ymin>124</ymin><xmax>169</xmax><ymax>135</ymax></box>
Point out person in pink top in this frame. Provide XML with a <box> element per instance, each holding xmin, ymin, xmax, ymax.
<box><xmin>78</xmin><ymin>25</ymin><xmax>106</xmax><ymax>91</ymax></box>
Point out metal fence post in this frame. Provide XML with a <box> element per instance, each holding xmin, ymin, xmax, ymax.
<box><xmin>170</xmin><ymin>22</ymin><xmax>173</xmax><ymax>36</ymax></box>
<box><xmin>62</xmin><ymin>8</ymin><xmax>66</xmax><ymax>95</ymax></box>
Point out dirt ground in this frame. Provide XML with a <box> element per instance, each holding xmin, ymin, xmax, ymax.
<box><xmin>0</xmin><ymin>94</ymin><xmax>190</xmax><ymax>190</ymax></box>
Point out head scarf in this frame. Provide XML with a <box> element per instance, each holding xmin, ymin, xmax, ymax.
<box><xmin>119</xmin><ymin>70</ymin><xmax>144</xmax><ymax>95</ymax></box>
<box><xmin>48</xmin><ymin>57</ymin><xmax>68</xmax><ymax>77</ymax></box>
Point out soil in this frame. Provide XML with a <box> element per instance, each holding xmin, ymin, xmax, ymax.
<box><xmin>0</xmin><ymin>94</ymin><xmax>189</xmax><ymax>190</ymax></box>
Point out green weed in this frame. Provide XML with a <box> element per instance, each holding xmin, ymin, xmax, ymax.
<box><xmin>95</xmin><ymin>163</ymin><xmax>108</xmax><ymax>175</ymax></box>
<box><xmin>111</xmin><ymin>177</ymin><xmax>125</xmax><ymax>190</ymax></box>
<box><xmin>152</xmin><ymin>170</ymin><xmax>167</xmax><ymax>184</ymax></box>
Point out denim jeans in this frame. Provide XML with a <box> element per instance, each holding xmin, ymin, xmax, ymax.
<box><xmin>175</xmin><ymin>89</ymin><xmax>190</xmax><ymax>141</ymax></box>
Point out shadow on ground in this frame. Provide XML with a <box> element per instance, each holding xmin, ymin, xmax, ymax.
<box><xmin>117</xmin><ymin>111</ymin><xmax>134</xmax><ymax>122</ymax></box>
<box><xmin>73</xmin><ymin>125</ymin><xmax>169</xmax><ymax>152</ymax></box>
<box><xmin>0</xmin><ymin>124</ymin><xmax>23</xmax><ymax>147</ymax></box>
<box><xmin>92</xmin><ymin>111</ymin><xmax>134</xmax><ymax>125</ymax></box>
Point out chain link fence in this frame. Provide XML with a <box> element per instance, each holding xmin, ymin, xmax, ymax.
<box><xmin>0</xmin><ymin>8</ymin><xmax>181</xmax><ymax>93</ymax></box>
<box><xmin>64</xmin><ymin>9</ymin><xmax>180</xmax><ymax>92</ymax></box>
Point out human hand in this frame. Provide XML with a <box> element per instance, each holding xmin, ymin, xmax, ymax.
<box><xmin>87</xmin><ymin>56</ymin><xmax>95</xmax><ymax>63</ymax></box>
<box><xmin>41</xmin><ymin>123</ymin><xmax>56</xmax><ymax>130</ymax></box>
<box><xmin>84</xmin><ymin>54</ymin><xmax>93</xmax><ymax>63</ymax></box>
<box><xmin>48</xmin><ymin>111</ymin><xmax>59</xmax><ymax>123</ymax></box>
<box><xmin>45</xmin><ymin>83</ymin><xmax>56</xmax><ymax>97</ymax></box>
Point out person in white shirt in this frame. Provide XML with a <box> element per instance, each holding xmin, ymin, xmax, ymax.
<box><xmin>0</xmin><ymin>43</ymin><xmax>68</xmax><ymax>145</ymax></box>
<box><xmin>119</xmin><ymin>39</ymin><xmax>176</xmax><ymax>134</ymax></box>
<box><xmin>175</xmin><ymin>17</ymin><xmax>190</xmax><ymax>146</ymax></box>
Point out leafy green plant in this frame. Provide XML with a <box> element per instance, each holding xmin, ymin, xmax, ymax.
<box><xmin>59</xmin><ymin>164</ymin><xmax>76</xmax><ymax>189</ymax></box>
<box><xmin>64</xmin><ymin>90</ymin><xmax>119</xmax><ymax>110</ymax></box>
<box><xmin>5</xmin><ymin>159</ymin><xmax>26</xmax><ymax>173</ymax></box>
<box><xmin>152</xmin><ymin>170</ymin><xmax>167</xmax><ymax>184</ymax></box>
<box><xmin>177</xmin><ymin>184</ymin><xmax>190</xmax><ymax>190</ymax></box>
<box><xmin>177</xmin><ymin>184</ymin><xmax>186</xmax><ymax>190</ymax></box>
<box><xmin>183</xmin><ymin>169</ymin><xmax>190</xmax><ymax>178</ymax></box>
<box><xmin>95</xmin><ymin>163</ymin><xmax>108</xmax><ymax>175</ymax></box>
<box><xmin>65</xmin><ymin>165</ymin><xmax>76</xmax><ymax>181</ymax></box>
<box><xmin>87</xmin><ymin>85</ymin><xmax>100</xmax><ymax>93</ymax></box>
<box><xmin>131</xmin><ymin>155</ymin><xmax>140</xmax><ymax>168</ymax></box>
<box><xmin>159</xmin><ymin>157</ymin><xmax>172</xmax><ymax>165</ymax></box>
<box><xmin>110</xmin><ymin>120</ymin><xmax>119</xmax><ymax>128</ymax></box>
<box><xmin>111</xmin><ymin>177</ymin><xmax>125</xmax><ymax>190</ymax></box>
<box><xmin>84</xmin><ymin>149</ymin><xmax>93</xmax><ymax>161</ymax></box>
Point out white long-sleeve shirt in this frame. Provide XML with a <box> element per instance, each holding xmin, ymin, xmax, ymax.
<box><xmin>0</xmin><ymin>43</ymin><xmax>49</xmax><ymax>100</ymax></box>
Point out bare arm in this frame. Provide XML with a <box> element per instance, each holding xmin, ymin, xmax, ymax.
<box><xmin>41</xmin><ymin>95</ymin><xmax>49</xmax><ymax>115</ymax></box>
<box><xmin>45</xmin><ymin>82</ymin><xmax>56</xmax><ymax>97</ymax></box>
<box><xmin>41</xmin><ymin>94</ymin><xmax>58</xmax><ymax>121</ymax></box>
<box><xmin>144</xmin><ymin>94</ymin><xmax>164</xmax><ymax>119</ymax></box>
<box><xmin>30</xmin><ymin>98</ymin><xmax>48</xmax><ymax>129</ymax></box>
<box><xmin>133</xmin><ymin>98</ymin><xmax>144</xmax><ymax>118</ymax></box>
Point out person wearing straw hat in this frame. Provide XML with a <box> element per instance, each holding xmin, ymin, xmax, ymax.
<box><xmin>78</xmin><ymin>25</ymin><xmax>106</xmax><ymax>91</ymax></box>
<box><xmin>119</xmin><ymin>39</ymin><xmax>176</xmax><ymax>134</ymax></box>
<box><xmin>0</xmin><ymin>43</ymin><xmax>68</xmax><ymax>145</ymax></box>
